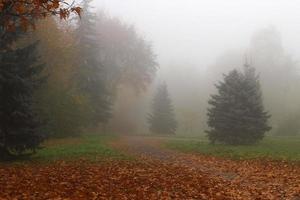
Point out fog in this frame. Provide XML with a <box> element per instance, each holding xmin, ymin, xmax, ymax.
<box><xmin>89</xmin><ymin>0</ymin><xmax>300</xmax><ymax>135</ymax></box>
<box><xmin>94</xmin><ymin>0</ymin><xmax>300</xmax><ymax>68</ymax></box>
<box><xmin>1</xmin><ymin>1</ymin><xmax>300</xmax><ymax>198</ymax></box>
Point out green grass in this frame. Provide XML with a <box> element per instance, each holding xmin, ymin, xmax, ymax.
<box><xmin>165</xmin><ymin>136</ymin><xmax>300</xmax><ymax>161</ymax></box>
<box><xmin>28</xmin><ymin>134</ymin><xmax>128</xmax><ymax>162</ymax></box>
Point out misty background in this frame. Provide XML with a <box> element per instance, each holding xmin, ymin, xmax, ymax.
<box><xmin>95</xmin><ymin>0</ymin><xmax>300</xmax><ymax>66</ymax></box>
<box><xmin>89</xmin><ymin>0</ymin><xmax>300</xmax><ymax>135</ymax></box>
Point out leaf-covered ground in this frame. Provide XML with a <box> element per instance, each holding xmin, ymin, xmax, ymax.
<box><xmin>0</xmin><ymin>136</ymin><xmax>299</xmax><ymax>199</ymax></box>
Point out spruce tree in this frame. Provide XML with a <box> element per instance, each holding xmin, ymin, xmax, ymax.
<box><xmin>148</xmin><ymin>83</ymin><xmax>177</xmax><ymax>134</ymax></box>
<box><xmin>0</xmin><ymin>41</ymin><xmax>44</xmax><ymax>157</ymax></box>
<box><xmin>206</xmin><ymin>62</ymin><xmax>271</xmax><ymax>145</ymax></box>
<box><xmin>75</xmin><ymin>0</ymin><xmax>112</xmax><ymax>127</ymax></box>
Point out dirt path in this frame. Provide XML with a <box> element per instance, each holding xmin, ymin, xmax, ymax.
<box><xmin>113</xmin><ymin>135</ymin><xmax>300</xmax><ymax>200</ymax></box>
<box><xmin>114</xmin><ymin>136</ymin><xmax>177</xmax><ymax>160</ymax></box>
<box><xmin>114</xmin><ymin>136</ymin><xmax>233</xmax><ymax>177</ymax></box>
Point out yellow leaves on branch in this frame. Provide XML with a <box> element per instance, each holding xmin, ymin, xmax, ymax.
<box><xmin>0</xmin><ymin>0</ymin><xmax>81</xmax><ymax>31</ymax></box>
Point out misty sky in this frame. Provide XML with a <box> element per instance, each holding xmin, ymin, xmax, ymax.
<box><xmin>93</xmin><ymin>0</ymin><xmax>300</xmax><ymax>70</ymax></box>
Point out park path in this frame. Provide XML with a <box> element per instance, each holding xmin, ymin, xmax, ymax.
<box><xmin>112</xmin><ymin>135</ymin><xmax>300</xmax><ymax>200</ymax></box>
<box><xmin>112</xmin><ymin>136</ymin><xmax>236</xmax><ymax>179</ymax></box>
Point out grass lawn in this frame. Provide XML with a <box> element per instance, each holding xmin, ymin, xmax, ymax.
<box><xmin>28</xmin><ymin>134</ymin><xmax>127</xmax><ymax>162</ymax></box>
<box><xmin>165</xmin><ymin>136</ymin><xmax>300</xmax><ymax>161</ymax></box>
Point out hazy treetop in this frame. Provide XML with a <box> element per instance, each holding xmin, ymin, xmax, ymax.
<box><xmin>93</xmin><ymin>0</ymin><xmax>300</xmax><ymax>69</ymax></box>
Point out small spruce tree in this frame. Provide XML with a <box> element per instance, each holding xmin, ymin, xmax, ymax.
<box><xmin>0</xmin><ymin>42</ymin><xmax>44</xmax><ymax>157</ymax></box>
<box><xmin>206</xmin><ymin>62</ymin><xmax>271</xmax><ymax>145</ymax></box>
<box><xmin>148</xmin><ymin>83</ymin><xmax>177</xmax><ymax>134</ymax></box>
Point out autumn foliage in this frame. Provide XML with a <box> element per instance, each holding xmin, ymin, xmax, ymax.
<box><xmin>0</xmin><ymin>0</ymin><xmax>81</xmax><ymax>31</ymax></box>
<box><xmin>0</xmin><ymin>157</ymin><xmax>299</xmax><ymax>200</ymax></box>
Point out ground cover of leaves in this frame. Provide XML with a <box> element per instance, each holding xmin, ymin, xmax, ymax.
<box><xmin>0</xmin><ymin>157</ymin><xmax>299</xmax><ymax>200</ymax></box>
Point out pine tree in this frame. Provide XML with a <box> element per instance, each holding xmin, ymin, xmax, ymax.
<box><xmin>26</xmin><ymin>17</ymin><xmax>90</xmax><ymax>138</ymax></box>
<box><xmin>148</xmin><ymin>83</ymin><xmax>177</xmax><ymax>134</ymax></box>
<box><xmin>75</xmin><ymin>0</ymin><xmax>112</xmax><ymax>127</ymax></box>
<box><xmin>0</xmin><ymin>41</ymin><xmax>44</xmax><ymax>157</ymax></box>
<box><xmin>206</xmin><ymin>62</ymin><xmax>271</xmax><ymax>145</ymax></box>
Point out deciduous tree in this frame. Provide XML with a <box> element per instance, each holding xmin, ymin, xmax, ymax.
<box><xmin>0</xmin><ymin>0</ymin><xmax>80</xmax><ymax>30</ymax></box>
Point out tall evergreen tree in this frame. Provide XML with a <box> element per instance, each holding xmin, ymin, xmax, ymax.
<box><xmin>26</xmin><ymin>17</ymin><xmax>89</xmax><ymax>138</ymax></box>
<box><xmin>0</xmin><ymin>40</ymin><xmax>44</xmax><ymax>157</ymax></box>
<box><xmin>148</xmin><ymin>83</ymin><xmax>177</xmax><ymax>134</ymax></box>
<box><xmin>206</xmin><ymin>62</ymin><xmax>271</xmax><ymax>145</ymax></box>
<box><xmin>75</xmin><ymin>0</ymin><xmax>112</xmax><ymax>127</ymax></box>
